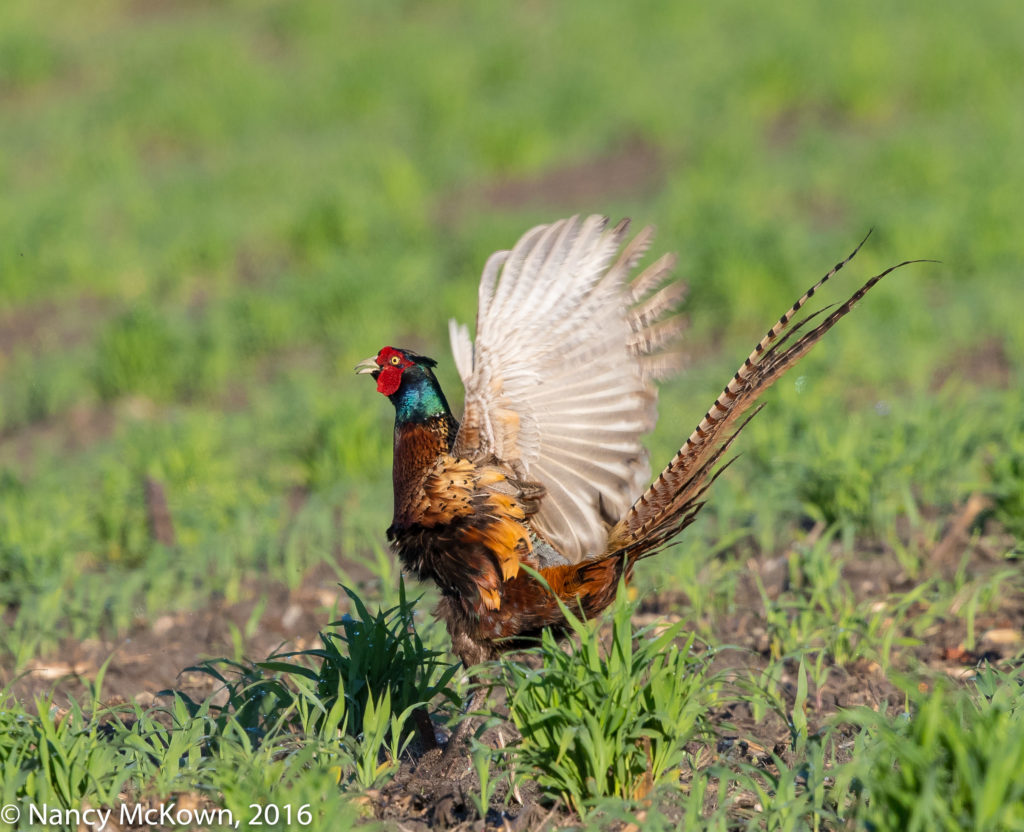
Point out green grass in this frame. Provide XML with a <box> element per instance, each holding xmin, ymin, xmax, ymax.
<box><xmin>841</xmin><ymin>669</ymin><xmax>1024</xmax><ymax>832</ymax></box>
<box><xmin>1</xmin><ymin>584</ymin><xmax>455</xmax><ymax>827</ymax></box>
<box><xmin>502</xmin><ymin>577</ymin><xmax>715</xmax><ymax>817</ymax></box>
<box><xmin>2</xmin><ymin>0</ymin><xmax>1024</xmax><ymax>827</ymax></box>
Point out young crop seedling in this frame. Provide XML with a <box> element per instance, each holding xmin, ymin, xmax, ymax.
<box><xmin>502</xmin><ymin>577</ymin><xmax>715</xmax><ymax>817</ymax></box>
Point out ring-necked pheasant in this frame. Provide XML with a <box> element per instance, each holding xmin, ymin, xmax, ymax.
<box><xmin>357</xmin><ymin>215</ymin><xmax>914</xmax><ymax>756</ymax></box>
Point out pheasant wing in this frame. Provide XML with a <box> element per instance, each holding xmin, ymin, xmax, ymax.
<box><xmin>449</xmin><ymin>215</ymin><xmax>684</xmax><ymax>562</ymax></box>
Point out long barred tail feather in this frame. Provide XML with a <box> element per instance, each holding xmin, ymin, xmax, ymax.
<box><xmin>606</xmin><ymin>239</ymin><xmax>929</xmax><ymax>560</ymax></box>
<box><xmin>612</xmin><ymin>408</ymin><xmax>761</xmax><ymax>562</ymax></box>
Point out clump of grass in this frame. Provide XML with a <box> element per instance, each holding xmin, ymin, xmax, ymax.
<box><xmin>840</xmin><ymin>669</ymin><xmax>1024</xmax><ymax>831</ymax></box>
<box><xmin>269</xmin><ymin>580</ymin><xmax>459</xmax><ymax>738</ymax></box>
<box><xmin>1</xmin><ymin>583</ymin><xmax>455</xmax><ymax>818</ymax></box>
<box><xmin>93</xmin><ymin>307</ymin><xmax>182</xmax><ymax>401</ymax></box>
<box><xmin>503</xmin><ymin>575</ymin><xmax>714</xmax><ymax>817</ymax></box>
<box><xmin>178</xmin><ymin>582</ymin><xmax>458</xmax><ymax>790</ymax></box>
<box><xmin>0</xmin><ymin>679</ymin><xmax>359</xmax><ymax>831</ymax></box>
<box><xmin>0</xmin><ymin>696</ymin><xmax>131</xmax><ymax>809</ymax></box>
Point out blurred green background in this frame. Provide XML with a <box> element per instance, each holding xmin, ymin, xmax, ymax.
<box><xmin>1</xmin><ymin>0</ymin><xmax>1022</xmax><ymax>669</ymax></box>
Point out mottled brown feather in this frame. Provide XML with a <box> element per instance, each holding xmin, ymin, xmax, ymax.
<box><xmin>389</xmin><ymin>417</ymin><xmax>536</xmax><ymax>615</ymax></box>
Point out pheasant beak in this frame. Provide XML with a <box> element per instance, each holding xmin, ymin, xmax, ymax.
<box><xmin>354</xmin><ymin>356</ymin><xmax>380</xmax><ymax>376</ymax></box>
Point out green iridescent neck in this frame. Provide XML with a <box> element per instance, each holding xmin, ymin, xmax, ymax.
<box><xmin>390</xmin><ymin>366</ymin><xmax>452</xmax><ymax>424</ymax></box>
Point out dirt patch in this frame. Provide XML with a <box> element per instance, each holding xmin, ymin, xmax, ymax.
<box><xmin>0</xmin><ymin>401</ymin><xmax>119</xmax><ymax>474</ymax></box>
<box><xmin>0</xmin><ymin>294</ymin><xmax>110</xmax><ymax>356</ymax></box>
<box><xmin>763</xmin><ymin>103</ymin><xmax>861</xmax><ymax>151</ymax></box>
<box><xmin>932</xmin><ymin>335</ymin><xmax>1015</xmax><ymax>391</ymax></box>
<box><xmin>2</xmin><ymin>560</ymin><xmax>362</xmax><ymax>708</ymax></box>
<box><xmin>437</xmin><ymin>136</ymin><xmax>667</xmax><ymax>225</ymax></box>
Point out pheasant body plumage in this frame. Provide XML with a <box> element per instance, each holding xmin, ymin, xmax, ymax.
<box><xmin>380</xmin><ymin>356</ymin><xmax>576</xmax><ymax>658</ymax></box>
<box><xmin>358</xmin><ymin>216</ymin><xmax>915</xmax><ymax>674</ymax></box>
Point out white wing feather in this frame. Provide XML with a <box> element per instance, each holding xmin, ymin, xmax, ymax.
<box><xmin>449</xmin><ymin>215</ymin><xmax>684</xmax><ymax>562</ymax></box>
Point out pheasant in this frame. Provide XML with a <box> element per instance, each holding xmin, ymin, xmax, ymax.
<box><xmin>357</xmin><ymin>215</ymin><xmax>913</xmax><ymax>755</ymax></box>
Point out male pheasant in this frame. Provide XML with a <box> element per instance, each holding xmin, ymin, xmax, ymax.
<box><xmin>357</xmin><ymin>215</ymin><xmax>912</xmax><ymax>747</ymax></box>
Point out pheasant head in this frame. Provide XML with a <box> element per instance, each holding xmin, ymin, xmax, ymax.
<box><xmin>355</xmin><ymin>346</ymin><xmax>453</xmax><ymax>424</ymax></box>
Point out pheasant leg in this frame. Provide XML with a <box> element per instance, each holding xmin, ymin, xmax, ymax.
<box><xmin>439</xmin><ymin>681</ymin><xmax>486</xmax><ymax>776</ymax></box>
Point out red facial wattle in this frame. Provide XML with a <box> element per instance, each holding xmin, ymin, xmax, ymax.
<box><xmin>376</xmin><ymin>366</ymin><xmax>403</xmax><ymax>396</ymax></box>
<box><xmin>373</xmin><ymin>346</ymin><xmax>413</xmax><ymax>396</ymax></box>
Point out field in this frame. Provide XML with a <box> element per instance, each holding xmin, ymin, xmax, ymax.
<box><xmin>2</xmin><ymin>0</ymin><xmax>1024</xmax><ymax>829</ymax></box>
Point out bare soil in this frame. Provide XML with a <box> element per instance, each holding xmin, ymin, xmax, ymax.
<box><xmin>436</xmin><ymin>136</ymin><xmax>667</xmax><ymax>225</ymax></box>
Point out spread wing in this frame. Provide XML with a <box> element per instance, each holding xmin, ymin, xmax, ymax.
<box><xmin>449</xmin><ymin>215</ymin><xmax>685</xmax><ymax>562</ymax></box>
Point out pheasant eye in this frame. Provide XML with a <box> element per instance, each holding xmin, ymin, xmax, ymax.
<box><xmin>390</xmin><ymin>355</ymin><xmax>402</xmax><ymax>366</ymax></box>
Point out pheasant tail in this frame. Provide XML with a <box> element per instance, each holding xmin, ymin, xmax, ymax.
<box><xmin>605</xmin><ymin>237</ymin><xmax>924</xmax><ymax>563</ymax></box>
